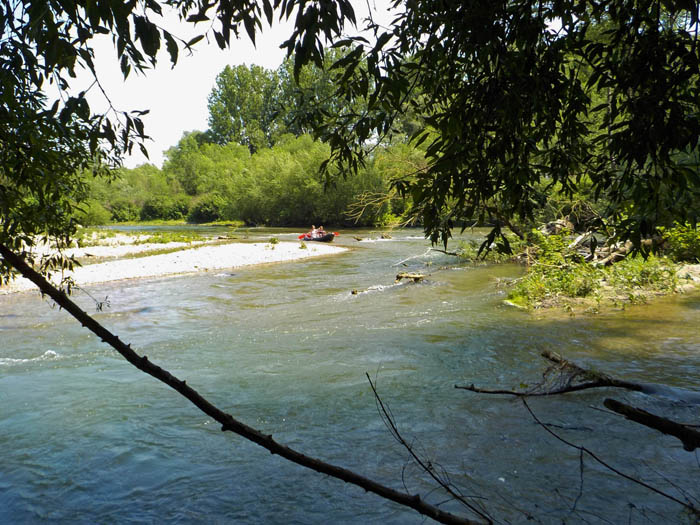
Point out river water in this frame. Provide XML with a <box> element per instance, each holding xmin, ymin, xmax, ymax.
<box><xmin>1</xmin><ymin>227</ymin><xmax>699</xmax><ymax>524</ymax></box>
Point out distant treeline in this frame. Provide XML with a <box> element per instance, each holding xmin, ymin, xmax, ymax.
<box><xmin>77</xmin><ymin>55</ymin><xmax>430</xmax><ymax>228</ymax></box>
<box><xmin>81</xmin><ymin>133</ymin><xmax>423</xmax><ymax>228</ymax></box>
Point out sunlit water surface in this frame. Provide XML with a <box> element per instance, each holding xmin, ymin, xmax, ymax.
<box><xmin>1</xmin><ymin>227</ymin><xmax>699</xmax><ymax>524</ymax></box>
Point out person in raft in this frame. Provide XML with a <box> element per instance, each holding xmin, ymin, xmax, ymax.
<box><xmin>309</xmin><ymin>225</ymin><xmax>318</xmax><ymax>237</ymax></box>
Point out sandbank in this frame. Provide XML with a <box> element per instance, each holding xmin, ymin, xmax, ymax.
<box><xmin>1</xmin><ymin>241</ymin><xmax>347</xmax><ymax>294</ymax></box>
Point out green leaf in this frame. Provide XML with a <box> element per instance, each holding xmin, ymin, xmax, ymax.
<box><xmin>164</xmin><ymin>31</ymin><xmax>178</xmax><ymax>66</ymax></box>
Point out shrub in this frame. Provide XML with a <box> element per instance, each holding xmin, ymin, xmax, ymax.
<box><xmin>373</xmin><ymin>212</ymin><xmax>401</xmax><ymax>228</ymax></box>
<box><xmin>605</xmin><ymin>255</ymin><xmax>677</xmax><ymax>292</ymax></box>
<box><xmin>77</xmin><ymin>199</ymin><xmax>112</xmax><ymax>226</ymax></box>
<box><xmin>660</xmin><ymin>222</ymin><xmax>700</xmax><ymax>262</ymax></box>
<box><xmin>455</xmin><ymin>239</ymin><xmax>521</xmax><ymax>263</ymax></box>
<box><xmin>187</xmin><ymin>193</ymin><xmax>227</xmax><ymax>223</ymax></box>
<box><xmin>507</xmin><ymin>261</ymin><xmax>600</xmax><ymax>307</ymax></box>
<box><xmin>140</xmin><ymin>196</ymin><xmax>185</xmax><ymax>220</ymax></box>
<box><xmin>109</xmin><ymin>199</ymin><xmax>140</xmax><ymax>222</ymax></box>
<box><xmin>506</xmin><ymin>229</ymin><xmax>678</xmax><ymax>308</ymax></box>
<box><xmin>171</xmin><ymin>195</ymin><xmax>190</xmax><ymax>219</ymax></box>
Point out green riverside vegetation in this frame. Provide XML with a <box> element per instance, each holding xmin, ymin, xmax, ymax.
<box><xmin>78</xmin><ymin>133</ymin><xmax>409</xmax><ymax>229</ymax></box>
<box><xmin>504</xmin><ymin>226</ymin><xmax>699</xmax><ymax>311</ymax></box>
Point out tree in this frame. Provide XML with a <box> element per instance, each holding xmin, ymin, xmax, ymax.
<box><xmin>3</xmin><ymin>1</ymin><xmax>700</xmax><ymax>523</ymax></box>
<box><xmin>314</xmin><ymin>1</ymin><xmax>700</xmax><ymax>249</ymax></box>
<box><xmin>2</xmin><ymin>2</ymin><xmax>480</xmax><ymax>523</ymax></box>
<box><xmin>207</xmin><ymin>64</ymin><xmax>282</xmax><ymax>152</ymax></box>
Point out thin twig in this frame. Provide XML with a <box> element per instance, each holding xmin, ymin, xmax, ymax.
<box><xmin>366</xmin><ymin>373</ymin><xmax>493</xmax><ymax>523</ymax></box>
<box><xmin>521</xmin><ymin>398</ymin><xmax>698</xmax><ymax>516</ymax></box>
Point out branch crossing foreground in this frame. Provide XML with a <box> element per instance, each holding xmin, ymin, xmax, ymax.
<box><xmin>0</xmin><ymin>243</ymin><xmax>482</xmax><ymax>525</ymax></box>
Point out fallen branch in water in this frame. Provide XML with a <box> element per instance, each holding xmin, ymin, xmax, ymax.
<box><xmin>521</xmin><ymin>398</ymin><xmax>699</xmax><ymax>516</ymax></box>
<box><xmin>393</xmin><ymin>247</ymin><xmax>433</xmax><ymax>267</ymax></box>
<box><xmin>455</xmin><ymin>351</ymin><xmax>644</xmax><ymax>396</ymax></box>
<box><xmin>367</xmin><ymin>374</ymin><xmax>494</xmax><ymax>523</ymax></box>
<box><xmin>458</xmin><ymin>348</ymin><xmax>700</xmax><ymax>473</ymax></box>
<box><xmin>0</xmin><ymin>243</ymin><xmax>482</xmax><ymax>525</ymax></box>
<box><xmin>604</xmin><ymin>398</ymin><xmax>700</xmax><ymax>452</ymax></box>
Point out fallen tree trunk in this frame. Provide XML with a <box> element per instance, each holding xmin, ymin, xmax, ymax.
<box><xmin>604</xmin><ymin>398</ymin><xmax>700</xmax><ymax>452</ymax></box>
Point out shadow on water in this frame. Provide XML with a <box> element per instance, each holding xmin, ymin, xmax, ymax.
<box><xmin>1</xmin><ymin>227</ymin><xmax>699</xmax><ymax>523</ymax></box>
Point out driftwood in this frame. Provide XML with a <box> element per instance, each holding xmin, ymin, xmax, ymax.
<box><xmin>592</xmin><ymin>237</ymin><xmax>664</xmax><ymax>266</ymax></box>
<box><xmin>539</xmin><ymin>217</ymin><xmax>574</xmax><ymax>235</ymax></box>
<box><xmin>593</xmin><ymin>240</ymin><xmax>634</xmax><ymax>266</ymax></box>
<box><xmin>604</xmin><ymin>398</ymin><xmax>700</xmax><ymax>452</ymax></box>
<box><xmin>458</xmin><ymin>349</ymin><xmax>700</xmax><ymax>454</ymax></box>
<box><xmin>456</xmin><ymin>350</ymin><xmax>644</xmax><ymax>396</ymax></box>
<box><xmin>0</xmin><ymin>243</ymin><xmax>479</xmax><ymax>525</ymax></box>
<box><xmin>396</xmin><ymin>272</ymin><xmax>426</xmax><ymax>283</ymax></box>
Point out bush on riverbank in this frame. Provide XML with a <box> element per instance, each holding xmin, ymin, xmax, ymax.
<box><xmin>505</xmin><ymin>230</ymin><xmax>680</xmax><ymax>310</ymax></box>
<box><xmin>82</xmin><ymin>134</ymin><xmax>413</xmax><ymax>228</ymax></box>
<box><xmin>660</xmin><ymin>222</ymin><xmax>700</xmax><ymax>263</ymax></box>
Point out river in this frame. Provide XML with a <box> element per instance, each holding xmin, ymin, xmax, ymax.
<box><xmin>1</xmin><ymin>227</ymin><xmax>699</xmax><ymax>524</ymax></box>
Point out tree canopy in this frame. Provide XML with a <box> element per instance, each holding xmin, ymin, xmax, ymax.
<box><xmin>0</xmin><ymin>0</ymin><xmax>355</xmax><ymax>280</ymax></box>
<box><xmin>207</xmin><ymin>64</ymin><xmax>281</xmax><ymax>151</ymax></box>
<box><xmin>2</xmin><ymin>0</ymin><xmax>699</xmax><ymax>264</ymax></box>
<box><xmin>206</xmin><ymin>48</ymin><xmax>365</xmax><ymax>152</ymax></box>
<box><xmin>315</xmin><ymin>1</ymin><xmax>700</xmax><ymax>248</ymax></box>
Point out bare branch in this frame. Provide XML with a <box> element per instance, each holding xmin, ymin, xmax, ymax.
<box><xmin>456</xmin><ymin>351</ymin><xmax>644</xmax><ymax>396</ymax></box>
<box><xmin>521</xmin><ymin>398</ymin><xmax>699</xmax><ymax>516</ymax></box>
<box><xmin>366</xmin><ymin>373</ymin><xmax>493</xmax><ymax>524</ymax></box>
<box><xmin>0</xmin><ymin>243</ymin><xmax>479</xmax><ymax>525</ymax></box>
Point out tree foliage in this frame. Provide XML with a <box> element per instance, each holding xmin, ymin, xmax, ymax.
<box><xmin>0</xmin><ymin>0</ymin><xmax>356</xmax><ymax>281</ymax></box>
<box><xmin>313</xmin><ymin>1</ymin><xmax>700</xmax><ymax>249</ymax></box>
<box><xmin>206</xmin><ymin>48</ymin><xmax>362</xmax><ymax>152</ymax></box>
<box><xmin>207</xmin><ymin>64</ymin><xmax>282</xmax><ymax>151</ymax></box>
<box><xmin>88</xmin><ymin>133</ymin><xmax>397</xmax><ymax>227</ymax></box>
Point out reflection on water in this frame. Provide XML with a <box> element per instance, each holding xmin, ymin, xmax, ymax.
<box><xmin>1</xmin><ymin>227</ymin><xmax>699</xmax><ymax>523</ymax></box>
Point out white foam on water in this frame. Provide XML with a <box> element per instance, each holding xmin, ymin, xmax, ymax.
<box><xmin>0</xmin><ymin>350</ymin><xmax>61</xmax><ymax>366</ymax></box>
<box><xmin>358</xmin><ymin>238</ymin><xmax>394</xmax><ymax>243</ymax></box>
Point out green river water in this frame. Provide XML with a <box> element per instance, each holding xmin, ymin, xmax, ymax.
<box><xmin>1</xmin><ymin>227</ymin><xmax>699</xmax><ymax>523</ymax></box>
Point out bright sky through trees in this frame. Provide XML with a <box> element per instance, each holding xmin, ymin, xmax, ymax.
<box><xmin>77</xmin><ymin>1</ymin><xmax>393</xmax><ymax>169</ymax></box>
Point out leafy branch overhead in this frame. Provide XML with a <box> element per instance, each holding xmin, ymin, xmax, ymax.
<box><xmin>311</xmin><ymin>1</ymin><xmax>700</xmax><ymax>248</ymax></box>
<box><xmin>0</xmin><ymin>0</ymin><xmax>356</xmax><ymax>280</ymax></box>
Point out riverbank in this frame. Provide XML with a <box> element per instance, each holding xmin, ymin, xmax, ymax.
<box><xmin>0</xmin><ymin>240</ymin><xmax>347</xmax><ymax>294</ymax></box>
<box><xmin>504</xmin><ymin>262</ymin><xmax>700</xmax><ymax>314</ymax></box>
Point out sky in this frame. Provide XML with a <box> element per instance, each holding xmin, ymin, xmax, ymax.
<box><xmin>80</xmin><ymin>1</ymin><xmax>394</xmax><ymax>169</ymax></box>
